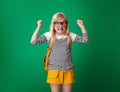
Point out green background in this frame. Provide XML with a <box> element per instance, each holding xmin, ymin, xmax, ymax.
<box><xmin>0</xmin><ymin>0</ymin><xmax>120</xmax><ymax>92</ymax></box>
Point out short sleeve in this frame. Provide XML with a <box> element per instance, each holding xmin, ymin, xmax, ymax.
<box><xmin>70</xmin><ymin>32</ymin><xmax>77</xmax><ymax>42</ymax></box>
<box><xmin>43</xmin><ymin>32</ymin><xmax>51</xmax><ymax>41</ymax></box>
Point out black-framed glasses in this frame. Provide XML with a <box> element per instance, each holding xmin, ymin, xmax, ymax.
<box><xmin>54</xmin><ymin>21</ymin><xmax>67</xmax><ymax>27</ymax></box>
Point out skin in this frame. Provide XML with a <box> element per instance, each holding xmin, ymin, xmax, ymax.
<box><xmin>54</xmin><ymin>18</ymin><xmax>67</xmax><ymax>35</ymax></box>
<box><xmin>30</xmin><ymin>18</ymin><xmax>88</xmax><ymax>92</ymax></box>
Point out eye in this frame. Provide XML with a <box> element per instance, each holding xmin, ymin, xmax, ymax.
<box><xmin>55</xmin><ymin>21</ymin><xmax>66</xmax><ymax>26</ymax></box>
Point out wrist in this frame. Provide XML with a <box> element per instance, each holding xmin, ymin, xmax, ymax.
<box><xmin>80</xmin><ymin>25</ymin><xmax>85</xmax><ymax>29</ymax></box>
<box><xmin>37</xmin><ymin>25</ymin><xmax>42</xmax><ymax>30</ymax></box>
<box><xmin>37</xmin><ymin>25</ymin><xmax>41</xmax><ymax>28</ymax></box>
<box><xmin>81</xmin><ymin>26</ymin><xmax>87</xmax><ymax>33</ymax></box>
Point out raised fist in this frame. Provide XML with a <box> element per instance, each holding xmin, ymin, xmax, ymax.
<box><xmin>77</xmin><ymin>19</ymin><xmax>84</xmax><ymax>28</ymax></box>
<box><xmin>37</xmin><ymin>20</ymin><xmax>42</xmax><ymax>27</ymax></box>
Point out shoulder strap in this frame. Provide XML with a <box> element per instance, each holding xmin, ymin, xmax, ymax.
<box><xmin>46</xmin><ymin>38</ymin><xmax>53</xmax><ymax>57</ymax></box>
<box><xmin>44</xmin><ymin>39</ymin><xmax>53</xmax><ymax>72</ymax></box>
<box><xmin>48</xmin><ymin>39</ymin><xmax>53</xmax><ymax>50</ymax></box>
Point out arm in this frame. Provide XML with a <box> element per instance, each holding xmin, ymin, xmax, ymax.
<box><xmin>77</xmin><ymin>19</ymin><xmax>87</xmax><ymax>33</ymax></box>
<box><xmin>73</xmin><ymin>19</ymin><xmax>89</xmax><ymax>43</ymax></box>
<box><xmin>30</xmin><ymin>20</ymin><xmax>42</xmax><ymax>43</ymax></box>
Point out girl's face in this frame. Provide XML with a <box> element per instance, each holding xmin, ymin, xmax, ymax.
<box><xmin>54</xmin><ymin>18</ymin><xmax>67</xmax><ymax>35</ymax></box>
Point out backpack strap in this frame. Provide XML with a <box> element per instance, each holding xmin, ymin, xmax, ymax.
<box><xmin>44</xmin><ymin>39</ymin><xmax>53</xmax><ymax>72</ymax></box>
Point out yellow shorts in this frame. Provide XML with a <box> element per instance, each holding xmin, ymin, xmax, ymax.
<box><xmin>47</xmin><ymin>69</ymin><xmax>75</xmax><ymax>84</ymax></box>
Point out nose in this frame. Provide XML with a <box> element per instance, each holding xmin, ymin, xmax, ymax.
<box><xmin>59</xmin><ymin>24</ymin><xmax>62</xmax><ymax>28</ymax></box>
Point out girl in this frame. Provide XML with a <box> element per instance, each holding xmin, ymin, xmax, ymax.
<box><xmin>30</xmin><ymin>12</ymin><xmax>89</xmax><ymax>92</ymax></box>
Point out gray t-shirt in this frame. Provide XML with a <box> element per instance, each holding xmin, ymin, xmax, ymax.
<box><xmin>31</xmin><ymin>32</ymin><xmax>89</xmax><ymax>70</ymax></box>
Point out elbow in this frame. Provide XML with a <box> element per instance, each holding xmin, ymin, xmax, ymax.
<box><xmin>83</xmin><ymin>36</ymin><xmax>90</xmax><ymax>43</ymax></box>
<box><xmin>30</xmin><ymin>40</ymin><xmax>32</xmax><ymax>44</ymax></box>
<box><xmin>30</xmin><ymin>40</ymin><xmax>35</xmax><ymax>44</ymax></box>
<box><xmin>86</xmin><ymin>39</ymin><xmax>89</xmax><ymax>43</ymax></box>
<box><xmin>83</xmin><ymin>39</ymin><xmax>89</xmax><ymax>43</ymax></box>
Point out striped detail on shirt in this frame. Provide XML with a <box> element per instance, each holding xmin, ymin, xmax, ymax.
<box><xmin>31</xmin><ymin>32</ymin><xmax>89</xmax><ymax>45</ymax></box>
<box><xmin>31</xmin><ymin>32</ymin><xmax>89</xmax><ymax>70</ymax></box>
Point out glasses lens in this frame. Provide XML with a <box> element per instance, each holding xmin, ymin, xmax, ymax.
<box><xmin>54</xmin><ymin>21</ymin><xmax>66</xmax><ymax>26</ymax></box>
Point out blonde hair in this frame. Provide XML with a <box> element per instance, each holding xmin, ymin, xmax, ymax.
<box><xmin>49</xmin><ymin>12</ymin><xmax>72</xmax><ymax>47</ymax></box>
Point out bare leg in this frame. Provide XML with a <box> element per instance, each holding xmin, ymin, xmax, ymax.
<box><xmin>62</xmin><ymin>84</ymin><xmax>72</xmax><ymax>92</ymax></box>
<box><xmin>50</xmin><ymin>84</ymin><xmax>61</xmax><ymax>92</ymax></box>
